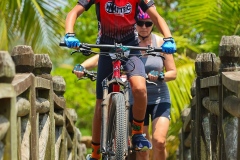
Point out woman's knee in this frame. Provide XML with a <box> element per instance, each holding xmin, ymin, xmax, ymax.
<box><xmin>152</xmin><ymin>138</ymin><xmax>166</xmax><ymax>151</ymax></box>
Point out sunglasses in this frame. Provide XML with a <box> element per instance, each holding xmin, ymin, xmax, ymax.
<box><xmin>136</xmin><ymin>21</ymin><xmax>153</xmax><ymax>27</ymax></box>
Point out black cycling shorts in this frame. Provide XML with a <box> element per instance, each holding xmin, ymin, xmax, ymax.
<box><xmin>96</xmin><ymin>54</ymin><xmax>145</xmax><ymax>99</ymax></box>
<box><xmin>129</xmin><ymin>102</ymin><xmax>171</xmax><ymax>126</ymax></box>
<box><xmin>96</xmin><ymin>36</ymin><xmax>146</xmax><ymax>99</ymax></box>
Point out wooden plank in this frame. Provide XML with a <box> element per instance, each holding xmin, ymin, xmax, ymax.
<box><xmin>223</xmin><ymin>95</ymin><xmax>240</xmax><ymax>117</ymax></box>
<box><xmin>184</xmin><ymin>132</ymin><xmax>191</xmax><ymax>148</ymax></box>
<box><xmin>35</xmin><ymin>77</ymin><xmax>51</xmax><ymax>89</ymax></box>
<box><xmin>30</xmin><ymin>75</ymin><xmax>38</xmax><ymax>160</ymax></box>
<box><xmin>49</xmin><ymin>82</ymin><xmax>55</xmax><ymax>159</ymax></box>
<box><xmin>194</xmin><ymin>77</ymin><xmax>201</xmax><ymax>160</ymax></box>
<box><xmin>12</xmin><ymin>73</ymin><xmax>32</xmax><ymax>96</ymax></box>
<box><xmin>200</xmin><ymin>75</ymin><xmax>219</xmax><ymax>88</ymax></box>
<box><xmin>222</xmin><ymin>71</ymin><xmax>240</xmax><ymax>96</ymax></box>
<box><xmin>53</xmin><ymin>93</ymin><xmax>65</xmax><ymax>109</ymax></box>
<box><xmin>183</xmin><ymin>110</ymin><xmax>191</xmax><ymax>132</ymax></box>
<box><xmin>65</xmin><ymin>109</ymin><xmax>75</xmax><ymax>133</ymax></box>
<box><xmin>219</xmin><ymin>76</ymin><xmax>226</xmax><ymax>160</ymax></box>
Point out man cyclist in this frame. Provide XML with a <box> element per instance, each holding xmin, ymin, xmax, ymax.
<box><xmin>64</xmin><ymin>0</ymin><xmax>176</xmax><ymax>159</ymax></box>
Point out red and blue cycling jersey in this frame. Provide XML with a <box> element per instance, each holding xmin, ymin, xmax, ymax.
<box><xmin>78</xmin><ymin>0</ymin><xmax>154</xmax><ymax>44</ymax></box>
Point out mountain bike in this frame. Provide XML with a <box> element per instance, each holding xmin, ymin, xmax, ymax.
<box><xmin>60</xmin><ymin>42</ymin><xmax>162</xmax><ymax>160</ymax></box>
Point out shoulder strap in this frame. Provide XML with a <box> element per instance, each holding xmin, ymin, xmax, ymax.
<box><xmin>151</xmin><ymin>33</ymin><xmax>157</xmax><ymax>47</ymax></box>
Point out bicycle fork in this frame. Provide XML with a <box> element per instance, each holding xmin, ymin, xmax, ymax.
<box><xmin>100</xmin><ymin>78</ymin><xmax>131</xmax><ymax>159</ymax></box>
<box><xmin>101</xmin><ymin>78</ymin><xmax>110</xmax><ymax>155</ymax></box>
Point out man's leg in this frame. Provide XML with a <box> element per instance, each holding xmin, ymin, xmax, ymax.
<box><xmin>88</xmin><ymin>99</ymin><xmax>102</xmax><ymax>160</ymax></box>
<box><xmin>130</xmin><ymin>76</ymin><xmax>147</xmax><ymax>120</ymax></box>
<box><xmin>88</xmin><ymin>54</ymin><xmax>112</xmax><ymax>160</ymax></box>
<box><xmin>129</xmin><ymin>75</ymin><xmax>151</xmax><ymax>151</ymax></box>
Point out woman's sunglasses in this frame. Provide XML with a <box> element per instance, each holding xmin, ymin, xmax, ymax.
<box><xmin>136</xmin><ymin>21</ymin><xmax>153</xmax><ymax>27</ymax></box>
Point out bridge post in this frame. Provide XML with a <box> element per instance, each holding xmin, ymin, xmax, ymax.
<box><xmin>34</xmin><ymin>53</ymin><xmax>55</xmax><ymax>160</ymax></box>
<box><xmin>0</xmin><ymin>45</ymin><xmax>87</xmax><ymax>159</ymax></box>
<box><xmin>194</xmin><ymin>52</ymin><xmax>220</xmax><ymax>160</ymax></box>
<box><xmin>0</xmin><ymin>51</ymin><xmax>17</xmax><ymax>160</ymax></box>
<box><xmin>219</xmin><ymin>35</ymin><xmax>240</xmax><ymax>160</ymax></box>
<box><xmin>52</xmin><ymin>75</ymin><xmax>68</xmax><ymax>160</ymax></box>
<box><xmin>11</xmin><ymin>45</ymin><xmax>38</xmax><ymax>160</ymax></box>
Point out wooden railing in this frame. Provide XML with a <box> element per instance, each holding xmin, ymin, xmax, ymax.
<box><xmin>0</xmin><ymin>45</ymin><xmax>86</xmax><ymax>160</ymax></box>
<box><xmin>179</xmin><ymin>35</ymin><xmax>240</xmax><ymax>160</ymax></box>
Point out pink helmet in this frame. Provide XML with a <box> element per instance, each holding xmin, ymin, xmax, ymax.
<box><xmin>137</xmin><ymin>6</ymin><xmax>150</xmax><ymax>20</ymax></box>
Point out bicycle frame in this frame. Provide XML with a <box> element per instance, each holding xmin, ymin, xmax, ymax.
<box><xmin>60</xmin><ymin>41</ymin><xmax>163</xmax><ymax>159</ymax></box>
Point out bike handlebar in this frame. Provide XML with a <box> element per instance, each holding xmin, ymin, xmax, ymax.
<box><xmin>59</xmin><ymin>42</ymin><xmax>163</xmax><ymax>53</ymax></box>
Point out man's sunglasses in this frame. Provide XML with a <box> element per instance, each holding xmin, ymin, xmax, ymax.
<box><xmin>136</xmin><ymin>21</ymin><xmax>153</xmax><ymax>27</ymax></box>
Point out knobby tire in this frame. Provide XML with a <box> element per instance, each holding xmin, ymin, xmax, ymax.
<box><xmin>106</xmin><ymin>93</ymin><xmax>128</xmax><ymax>160</ymax></box>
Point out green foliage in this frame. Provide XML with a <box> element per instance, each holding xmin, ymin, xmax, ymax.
<box><xmin>52</xmin><ymin>65</ymin><xmax>96</xmax><ymax>134</ymax></box>
<box><xmin>177</xmin><ymin>0</ymin><xmax>240</xmax><ymax>55</ymax></box>
<box><xmin>0</xmin><ymin>0</ymin><xmax>66</xmax><ymax>53</ymax></box>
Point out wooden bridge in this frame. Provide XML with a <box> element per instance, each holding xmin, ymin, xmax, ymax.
<box><xmin>179</xmin><ymin>35</ymin><xmax>240</xmax><ymax>160</ymax></box>
<box><xmin>0</xmin><ymin>45</ymin><xmax>86</xmax><ymax>159</ymax></box>
<box><xmin>0</xmin><ymin>35</ymin><xmax>239</xmax><ymax>160</ymax></box>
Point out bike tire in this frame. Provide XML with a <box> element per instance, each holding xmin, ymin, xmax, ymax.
<box><xmin>106</xmin><ymin>93</ymin><xmax>128</xmax><ymax>160</ymax></box>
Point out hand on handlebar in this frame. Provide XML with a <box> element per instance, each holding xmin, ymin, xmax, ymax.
<box><xmin>72</xmin><ymin>64</ymin><xmax>85</xmax><ymax>79</ymax></box>
<box><xmin>161</xmin><ymin>37</ymin><xmax>176</xmax><ymax>54</ymax></box>
<box><xmin>148</xmin><ymin>70</ymin><xmax>164</xmax><ymax>82</ymax></box>
<box><xmin>64</xmin><ymin>33</ymin><xmax>81</xmax><ymax>48</ymax></box>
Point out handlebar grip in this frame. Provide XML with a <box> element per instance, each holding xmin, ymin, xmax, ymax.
<box><xmin>59</xmin><ymin>42</ymin><xmax>67</xmax><ymax>47</ymax></box>
<box><xmin>153</xmin><ymin>47</ymin><xmax>162</xmax><ymax>52</ymax></box>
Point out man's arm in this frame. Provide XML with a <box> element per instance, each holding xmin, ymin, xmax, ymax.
<box><xmin>146</xmin><ymin>6</ymin><xmax>172</xmax><ymax>38</ymax></box>
<box><xmin>65</xmin><ymin>4</ymin><xmax>85</xmax><ymax>34</ymax></box>
<box><xmin>146</xmin><ymin>6</ymin><xmax>176</xmax><ymax>53</ymax></box>
<box><xmin>64</xmin><ymin>4</ymin><xmax>85</xmax><ymax>48</ymax></box>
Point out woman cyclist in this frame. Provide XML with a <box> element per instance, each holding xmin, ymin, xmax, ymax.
<box><xmin>129</xmin><ymin>7</ymin><xmax>177</xmax><ymax>160</ymax></box>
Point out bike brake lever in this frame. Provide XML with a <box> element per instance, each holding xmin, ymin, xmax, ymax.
<box><xmin>146</xmin><ymin>79</ymin><xmax>157</xmax><ymax>86</ymax></box>
<box><xmin>90</xmin><ymin>77</ymin><xmax>97</xmax><ymax>81</ymax></box>
<box><xmin>80</xmin><ymin>48</ymin><xmax>92</xmax><ymax>56</ymax></box>
<box><xmin>145</xmin><ymin>74</ymin><xmax>157</xmax><ymax>85</ymax></box>
<box><xmin>71</xmin><ymin>50</ymin><xmax>78</xmax><ymax>55</ymax></box>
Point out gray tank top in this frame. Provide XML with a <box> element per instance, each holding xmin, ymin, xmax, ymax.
<box><xmin>129</xmin><ymin>33</ymin><xmax>170</xmax><ymax>105</ymax></box>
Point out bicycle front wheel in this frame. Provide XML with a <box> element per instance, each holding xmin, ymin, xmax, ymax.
<box><xmin>107</xmin><ymin>93</ymin><xmax>128</xmax><ymax>160</ymax></box>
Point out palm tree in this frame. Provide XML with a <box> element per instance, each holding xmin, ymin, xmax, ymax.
<box><xmin>177</xmin><ymin>0</ymin><xmax>240</xmax><ymax>55</ymax></box>
<box><xmin>0</xmin><ymin>0</ymin><xmax>66</xmax><ymax>53</ymax></box>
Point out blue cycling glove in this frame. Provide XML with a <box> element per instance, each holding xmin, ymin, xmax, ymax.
<box><xmin>64</xmin><ymin>33</ymin><xmax>80</xmax><ymax>48</ymax></box>
<box><xmin>158</xmin><ymin>71</ymin><xmax>164</xmax><ymax>81</ymax></box>
<box><xmin>149</xmin><ymin>70</ymin><xmax>159</xmax><ymax>76</ymax></box>
<box><xmin>149</xmin><ymin>70</ymin><xmax>165</xmax><ymax>81</ymax></box>
<box><xmin>72</xmin><ymin>64</ymin><xmax>85</xmax><ymax>73</ymax></box>
<box><xmin>161</xmin><ymin>37</ymin><xmax>176</xmax><ymax>54</ymax></box>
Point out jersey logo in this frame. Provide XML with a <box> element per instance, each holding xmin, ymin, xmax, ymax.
<box><xmin>105</xmin><ymin>1</ymin><xmax>132</xmax><ymax>15</ymax></box>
